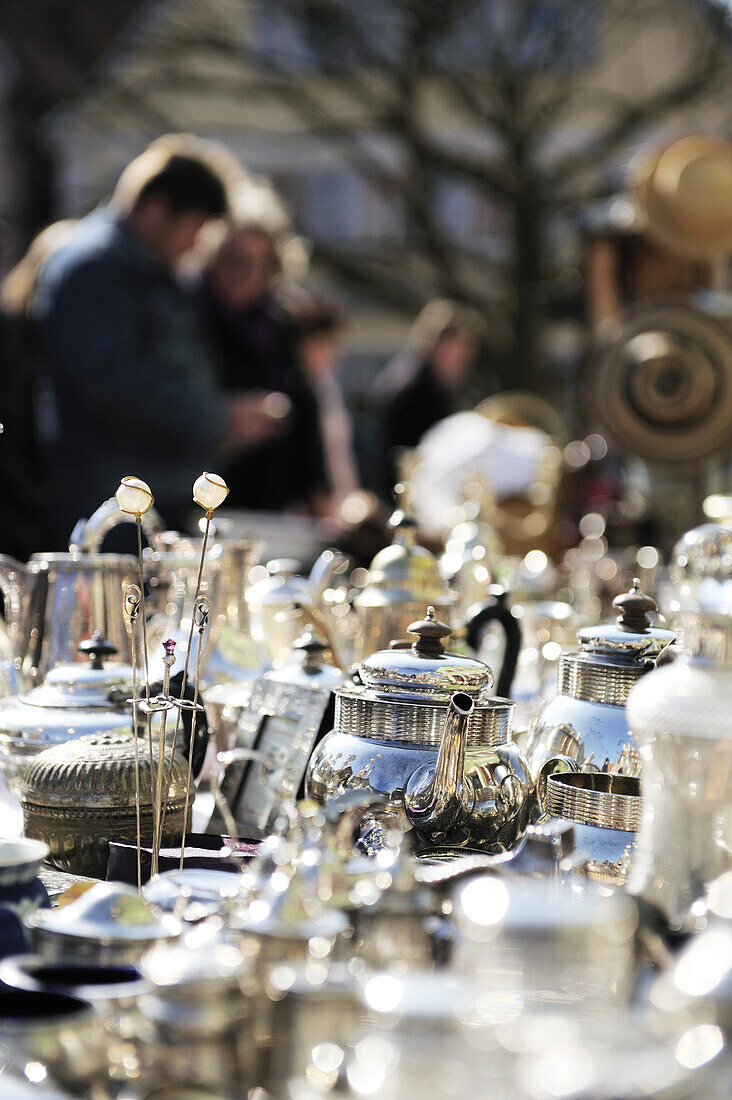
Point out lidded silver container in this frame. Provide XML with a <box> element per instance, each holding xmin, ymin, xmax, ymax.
<box><xmin>527</xmin><ymin>581</ymin><xmax>673</xmax><ymax>787</ymax></box>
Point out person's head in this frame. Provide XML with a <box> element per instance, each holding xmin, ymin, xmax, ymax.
<box><xmin>207</xmin><ymin>224</ymin><xmax>280</xmax><ymax>308</ymax></box>
<box><xmin>407</xmin><ymin>299</ymin><xmax>483</xmax><ymax>389</ymax></box>
<box><xmin>113</xmin><ymin>135</ymin><xmax>234</xmax><ymax>265</ymax></box>
<box><xmin>294</xmin><ymin>294</ymin><xmax>346</xmax><ymax>378</ymax></box>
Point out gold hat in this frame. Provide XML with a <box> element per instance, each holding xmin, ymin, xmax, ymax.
<box><xmin>633</xmin><ymin>133</ymin><xmax>732</xmax><ymax>260</ymax></box>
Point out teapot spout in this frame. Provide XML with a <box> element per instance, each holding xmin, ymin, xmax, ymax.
<box><xmin>405</xmin><ymin>692</ymin><xmax>474</xmax><ymax>835</ymax></box>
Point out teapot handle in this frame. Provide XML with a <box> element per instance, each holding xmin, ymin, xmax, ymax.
<box><xmin>68</xmin><ymin>496</ymin><xmax>164</xmax><ymax>553</ymax></box>
<box><xmin>464</xmin><ymin>586</ymin><xmax>521</xmax><ymax>699</ymax></box>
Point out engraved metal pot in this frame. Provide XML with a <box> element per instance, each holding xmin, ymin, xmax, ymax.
<box><xmin>307</xmin><ymin>608</ymin><xmax>532</xmax><ymax>855</ymax></box>
<box><xmin>526</xmin><ymin>581</ymin><xmax>673</xmax><ymax>789</ymax></box>
<box><xmin>20</xmin><ymin>731</ymin><xmax>191</xmax><ymax>878</ymax></box>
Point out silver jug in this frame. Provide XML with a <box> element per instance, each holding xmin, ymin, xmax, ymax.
<box><xmin>0</xmin><ymin>497</ymin><xmax>162</xmax><ymax>684</ymax></box>
<box><xmin>147</xmin><ymin>529</ymin><xmax>266</xmax><ymax>684</ymax></box>
<box><xmin>307</xmin><ymin>608</ymin><xmax>532</xmax><ymax>856</ymax></box>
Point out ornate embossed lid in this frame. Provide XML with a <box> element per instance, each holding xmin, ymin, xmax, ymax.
<box><xmin>358</xmin><ymin>606</ymin><xmax>494</xmax><ymax>704</ymax></box>
<box><xmin>20</xmin><ymin>730</ymin><xmax>190</xmax><ymax>811</ymax></box>
<box><xmin>576</xmin><ymin>580</ymin><xmax>674</xmax><ymax>661</ymax></box>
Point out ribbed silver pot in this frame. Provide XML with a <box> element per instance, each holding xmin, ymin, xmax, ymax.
<box><xmin>557</xmin><ymin>654</ymin><xmax>648</xmax><ymax>707</ymax></box>
<box><xmin>335</xmin><ymin>688</ymin><xmax>512</xmax><ymax>749</ymax></box>
<box><xmin>545</xmin><ymin>771</ymin><xmax>641</xmax><ymax>832</ymax></box>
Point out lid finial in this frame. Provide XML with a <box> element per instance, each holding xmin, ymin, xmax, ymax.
<box><xmin>77</xmin><ymin>630</ymin><xmax>118</xmax><ymax>670</ymax></box>
<box><xmin>407</xmin><ymin>606</ymin><xmax>453</xmax><ymax>656</ymax></box>
<box><xmin>613</xmin><ymin>579</ymin><xmax>657</xmax><ymax>634</ymax></box>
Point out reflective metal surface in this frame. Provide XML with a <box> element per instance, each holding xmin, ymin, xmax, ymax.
<box><xmin>527</xmin><ymin>581</ymin><xmax>672</xmax><ymax>781</ymax></box>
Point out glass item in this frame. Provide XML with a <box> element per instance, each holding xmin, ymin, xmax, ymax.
<box><xmin>627</xmin><ymin>521</ymin><xmax>732</xmax><ymax>931</ymax></box>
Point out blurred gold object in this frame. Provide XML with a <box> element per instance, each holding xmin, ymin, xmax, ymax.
<box><xmin>633</xmin><ymin>133</ymin><xmax>732</xmax><ymax>261</ymax></box>
<box><xmin>594</xmin><ymin>297</ymin><xmax>732</xmax><ymax>466</ymax></box>
<box><xmin>475</xmin><ymin>391</ymin><xmax>565</xmax><ymax>558</ymax></box>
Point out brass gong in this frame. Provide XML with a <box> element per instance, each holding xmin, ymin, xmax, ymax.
<box><xmin>594</xmin><ymin>298</ymin><xmax>732</xmax><ymax>465</ymax></box>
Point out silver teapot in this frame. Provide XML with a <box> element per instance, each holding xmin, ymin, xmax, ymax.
<box><xmin>0</xmin><ymin>631</ymin><xmax>134</xmax><ymax>788</ymax></box>
<box><xmin>306</xmin><ymin>608</ymin><xmax>532</xmax><ymax>855</ymax></box>
<box><xmin>245</xmin><ymin>550</ymin><xmax>349</xmax><ymax>665</ymax></box>
<box><xmin>526</xmin><ymin>580</ymin><xmax>673</xmax><ymax>793</ymax></box>
<box><xmin>353</xmin><ymin>512</ymin><xmax>520</xmax><ymax>696</ymax></box>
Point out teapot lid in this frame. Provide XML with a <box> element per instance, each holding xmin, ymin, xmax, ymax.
<box><xmin>364</xmin><ymin>512</ymin><xmax>448</xmax><ymax>600</ymax></box>
<box><xmin>576</xmin><ymin>580</ymin><xmax>674</xmax><ymax>659</ymax></box>
<box><xmin>359</xmin><ymin>606</ymin><xmax>493</xmax><ymax>703</ymax></box>
<box><xmin>265</xmin><ymin>624</ymin><xmax>343</xmax><ymax>688</ymax></box>
<box><xmin>27</xmin><ymin>881</ymin><xmax>180</xmax><ymax>944</ymax></box>
<box><xmin>25</xmin><ymin>632</ymin><xmax>133</xmax><ymax>709</ymax></box>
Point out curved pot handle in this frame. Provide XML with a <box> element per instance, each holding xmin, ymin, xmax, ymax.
<box><xmin>464</xmin><ymin>586</ymin><xmax>521</xmax><ymax>698</ymax></box>
<box><xmin>535</xmin><ymin>754</ymin><xmax>578</xmax><ymax>816</ymax></box>
<box><xmin>68</xmin><ymin>496</ymin><xmax>164</xmax><ymax>553</ymax></box>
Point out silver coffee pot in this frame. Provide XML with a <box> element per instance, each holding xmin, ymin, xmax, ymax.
<box><xmin>526</xmin><ymin>580</ymin><xmax>673</xmax><ymax>793</ymax></box>
<box><xmin>353</xmin><ymin>512</ymin><xmax>456</xmax><ymax>659</ymax></box>
<box><xmin>245</xmin><ymin>550</ymin><xmax>349</xmax><ymax>665</ymax></box>
<box><xmin>0</xmin><ymin>497</ymin><xmax>162</xmax><ymax>684</ymax></box>
<box><xmin>306</xmin><ymin>608</ymin><xmax>532</xmax><ymax>855</ymax></box>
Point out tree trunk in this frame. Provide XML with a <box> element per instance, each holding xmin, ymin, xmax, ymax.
<box><xmin>509</xmin><ymin>182</ymin><xmax>542</xmax><ymax>391</ymax></box>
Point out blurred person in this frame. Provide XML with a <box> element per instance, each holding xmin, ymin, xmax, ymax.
<box><xmin>198</xmin><ymin>222</ymin><xmax>327</xmax><ymax>512</ymax></box>
<box><xmin>0</xmin><ymin>220</ymin><xmax>77</xmax><ymax>558</ymax></box>
<box><xmin>32</xmin><ymin>135</ymin><xmax>274</xmax><ymax>547</ymax></box>
<box><xmin>370</xmin><ymin>299</ymin><xmax>483</xmax><ymax>499</ymax></box>
<box><xmin>294</xmin><ymin>293</ymin><xmax>360</xmax><ymax>518</ymax></box>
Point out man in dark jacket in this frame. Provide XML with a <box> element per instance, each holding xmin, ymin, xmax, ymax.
<box><xmin>33</xmin><ymin>137</ymin><xmax>275</xmax><ymax>547</ymax></box>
